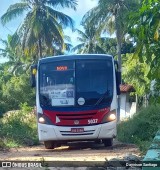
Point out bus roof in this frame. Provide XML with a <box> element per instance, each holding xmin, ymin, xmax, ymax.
<box><xmin>39</xmin><ymin>54</ymin><xmax>113</xmax><ymax>64</ymax></box>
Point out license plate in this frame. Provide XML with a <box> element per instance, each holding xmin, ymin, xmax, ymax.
<box><xmin>71</xmin><ymin>128</ymin><xmax>84</xmax><ymax>133</ymax></box>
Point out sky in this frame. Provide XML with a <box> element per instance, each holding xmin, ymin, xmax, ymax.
<box><xmin>0</xmin><ymin>0</ymin><xmax>98</xmax><ymax>63</ymax></box>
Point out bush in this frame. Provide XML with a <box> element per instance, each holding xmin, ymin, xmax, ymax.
<box><xmin>0</xmin><ymin>74</ymin><xmax>35</xmax><ymax>114</ymax></box>
<box><xmin>0</xmin><ymin>107</ymin><xmax>38</xmax><ymax>148</ymax></box>
<box><xmin>117</xmin><ymin>105</ymin><xmax>160</xmax><ymax>152</ymax></box>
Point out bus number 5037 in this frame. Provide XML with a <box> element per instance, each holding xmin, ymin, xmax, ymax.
<box><xmin>88</xmin><ymin>119</ymin><xmax>98</xmax><ymax>124</ymax></box>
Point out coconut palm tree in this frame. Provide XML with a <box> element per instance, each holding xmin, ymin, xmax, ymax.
<box><xmin>82</xmin><ymin>0</ymin><xmax>140</xmax><ymax>73</ymax></box>
<box><xmin>72</xmin><ymin>24</ymin><xmax>106</xmax><ymax>54</ymax></box>
<box><xmin>0</xmin><ymin>34</ymin><xmax>30</xmax><ymax>75</ymax></box>
<box><xmin>1</xmin><ymin>0</ymin><xmax>77</xmax><ymax>59</ymax></box>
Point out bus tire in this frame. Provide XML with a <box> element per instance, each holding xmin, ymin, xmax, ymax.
<box><xmin>44</xmin><ymin>141</ymin><xmax>55</xmax><ymax>149</ymax></box>
<box><xmin>103</xmin><ymin>138</ymin><xmax>113</xmax><ymax>147</ymax></box>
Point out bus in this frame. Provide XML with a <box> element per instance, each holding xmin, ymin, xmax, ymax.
<box><xmin>31</xmin><ymin>54</ymin><xmax>120</xmax><ymax>149</ymax></box>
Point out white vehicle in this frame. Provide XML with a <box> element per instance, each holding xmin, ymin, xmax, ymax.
<box><xmin>31</xmin><ymin>54</ymin><xmax>121</xmax><ymax>149</ymax></box>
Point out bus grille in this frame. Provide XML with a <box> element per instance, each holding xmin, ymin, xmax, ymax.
<box><xmin>57</xmin><ymin>112</ymin><xmax>96</xmax><ymax>120</ymax></box>
<box><xmin>60</xmin><ymin>130</ymin><xmax>95</xmax><ymax>136</ymax></box>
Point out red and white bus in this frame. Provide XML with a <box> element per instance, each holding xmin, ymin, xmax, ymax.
<box><xmin>31</xmin><ymin>54</ymin><xmax>120</xmax><ymax>149</ymax></box>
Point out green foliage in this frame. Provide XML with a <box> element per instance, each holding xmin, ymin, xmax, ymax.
<box><xmin>126</xmin><ymin>0</ymin><xmax>160</xmax><ymax>103</ymax></box>
<box><xmin>0</xmin><ymin>61</ymin><xmax>35</xmax><ymax>114</ymax></box>
<box><xmin>0</xmin><ymin>139</ymin><xmax>6</xmax><ymax>150</ymax></box>
<box><xmin>117</xmin><ymin>105</ymin><xmax>160</xmax><ymax>152</ymax></box>
<box><xmin>1</xmin><ymin>73</ymin><xmax>35</xmax><ymax>113</ymax></box>
<box><xmin>99</xmin><ymin>37</ymin><xmax>117</xmax><ymax>56</ymax></box>
<box><xmin>122</xmin><ymin>53</ymin><xmax>150</xmax><ymax>96</ymax></box>
<box><xmin>149</xmin><ymin>79</ymin><xmax>160</xmax><ymax>104</ymax></box>
<box><xmin>128</xmin><ymin>0</ymin><xmax>160</xmax><ymax>81</ymax></box>
<box><xmin>0</xmin><ymin>109</ymin><xmax>38</xmax><ymax>148</ymax></box>
<box><xmin>19</xmin><ymin>102</ymin><xmax>33</xmax><ymax>113</ymax></box>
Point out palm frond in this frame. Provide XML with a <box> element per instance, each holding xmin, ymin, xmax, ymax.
<box><xmin>45</xmin><ymin>0</ymin><xmax>77</xmax><ymax>10</ymax></box>
<box><xmin>71</xmin><ymin>43</ymin><xmax>85</xmax><ymax>52</ymax></box>
<box><xmin>77</xmin><ymin>37</ymin><xmax>85</xmax><ymax>42</ymax></box>
<box><xmin>64</xmin><ymin>35</ymin><xmax>71</xmax><ymax>42</ymax></box>
<box><xmin>45</xmin><ymin>12</ymin><xmax>64</xmax><ymax>46</ymax></box>
<box><xmin>75</xmin><ymin>29</ymin><xmax>88</xmax><ymax>40</ymax></box>
<box><xmin>95</xmin><ymin>45</ymin><xmax>106</xmax><ymax>54</ymax></box>
<box><xmin>81</xmin><ymin>6</ymin><xmax>99</xmax><ymax>25</ymax></box>
<box><xmin>0</xmin><ymin>38</ymin><xmax>7</xmax><ymax>46</ymax></box>
<box><xmin>10</xmin><ymin>32</ymin><xmax>21</xmax><ymax>49</ymax></box>
<box><xmin>0</xmin><ymin>49</ymin><xmax>7</xmax><ymax>54</ymax></box>
<box><xmin>46</xmin><ymin>6</ymin><xmax>75</xmax><ymax>29</ymax></box>
<box><xmin>64</xmin><ymin>43</ymin><xmax>73</xmax><ymax>52</ymax></box>
<box><xmin>1</xmin><ymin>3</ymin><xmax>29</xmax><ymax>25</ymax></box>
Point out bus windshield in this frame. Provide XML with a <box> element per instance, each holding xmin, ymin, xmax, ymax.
<box><xmin>39</xmin><ymin>59</ymin><xmax>113</xmax><ymax>107</ymax></box>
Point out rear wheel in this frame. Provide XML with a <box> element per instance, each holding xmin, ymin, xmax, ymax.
<box><xmin>103</xmin><ymin>138</ymin><xmax>113</xmax><ymax>147</ymax></box>
<box><xmin>44</xmin><ymin>141</ymin><xmax>55</xmax><ymax>149</ymax></box>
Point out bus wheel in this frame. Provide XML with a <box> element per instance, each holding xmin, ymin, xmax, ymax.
<box><xmin>103</xmin><ymin>138</ymin><xmax>113</xmax><ymax>147</ymax></box>
<box><xmin>44</xmin><ymin>141</ymin><xmax>55</xmax><ymax>149</ymax></box>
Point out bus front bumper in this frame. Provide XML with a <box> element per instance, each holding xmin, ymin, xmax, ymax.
<box><xmin>38</xmin><ymin>121</ymin><xmax>117</xmax><ymax>142</ymax></box>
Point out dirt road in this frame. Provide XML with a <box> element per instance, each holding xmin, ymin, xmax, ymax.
<box><xmin>0</xmin><ymin>140</ymin><xmax>141</xmax><ymax>163</ymax></box>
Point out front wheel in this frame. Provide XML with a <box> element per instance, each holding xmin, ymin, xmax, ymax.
<box><xmin>103</xmin><ymin>138</ymin><xmax>113</xmax><ymax>147</ymax></box>
<box><xmin>44</xmin><ymin>141</ymin><xmax>55</xmax><ymax>149</ymax></box>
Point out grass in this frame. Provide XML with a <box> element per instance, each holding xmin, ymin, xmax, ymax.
<box><xmin>117</xmin><ymin>104</ymin><xmax>160</xmax><ymax>153</ymax></box>
<box><xmin>0</xmin><ymin>106</ymin><xmax>39</xmax><ymax>149</ymax></box>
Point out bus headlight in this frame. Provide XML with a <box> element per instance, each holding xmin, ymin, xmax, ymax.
<box><xmin>38</xmin><ymin>113</ymin><xmax>53</xmax><ymax>125</ymax></box>
<box><xmin>39</xmin><ymin>117</ymin><xmax>45</xmax><ymax>124</ymax></box>
<box><xmin>107</xmin><ymin>113</ymin><xmax>116</xmax><ymax>121</ymax></box>
<box><xmin>101</xmin><ymin>109</ymin><xmax>116</xmax><ymax>123</ymax></box>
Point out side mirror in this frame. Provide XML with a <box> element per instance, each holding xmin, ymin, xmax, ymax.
<box><xmin>116</xmin><ymin>71</ymin><xmax>121</xmax><ymax>95</ymax></box>
<box><xmin>114</xmin><ymin>60</ymin><xmax>121</xmax><ymax>95</ymax></box>
<box><xmin>31</xmin><ymin>64</ymin><xmax>37</xmax><ymax>88</ymax></box>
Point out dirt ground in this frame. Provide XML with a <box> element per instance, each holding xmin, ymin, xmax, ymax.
<box><xmin>0</xmin><ymin>140</ymin><xmax>141</xmax><ymax>170</ymax></box>
<box><xmin>0</xmin><ymin>140</ymin><xmax>141</xmax><ymax>161</ymax></box>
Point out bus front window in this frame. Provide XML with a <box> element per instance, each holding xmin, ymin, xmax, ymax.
<box><xmin>76</xmin><ymin>60</ymin><xmax>113</xmax><ymax>106</ymax></box>
<box><xmin>39</xmin><ymin>61</ymin><xmax>75</xmax><ymax>107</ymax></box>
<box><xmin>39</xmin><ymin>59</ymin><xmax>113</xmax><ymax>108</ymax></box>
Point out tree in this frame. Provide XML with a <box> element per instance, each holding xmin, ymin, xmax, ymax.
<box><xmin>98</xmin><ymin>37</ymin><xmax>117</xmax><ymax>56</ymax></box>
<box><xmin>82</xmin><ymin>0</ymin><xmax>140</xmax><ymax>73</ymax></box>
<box><xmin>0</xmin><ymin>62</ymin><xmax>35</xmax><ymax>113</ymax></box>
<box><xmin>128</xmin><ymin>0</ymin><xmax>160</xmax><ymax>80</ymax></box>
<box><xmin>2</xmin><ymin>74</ymin><xmax>35</xmax><ymax>109</ymax></box>
<box><xmin>1</xmin><ymin>0</ymin><xmax>77</xmax><ymax>59</ymax></box>
<box><xmin>0</xmin><ymin>34</ymin><xmax>32</xmax><ymax>75</ymax></box>
<box><xmin>72</xmin><ymin>24</ymin><xmax>106</xmax><ymax>54</ymax></box>
<box><xmin>127</xmin><ymin>0</ymin><xmax>160</xmax><ymax>105</ymax></box>
<box><xmin>122</xmin><ymin>53</ymin><xmax>150</xmax><ymax>96</ymax></box>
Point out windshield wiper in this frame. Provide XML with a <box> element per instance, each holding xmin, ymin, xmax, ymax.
<box><xmin>95</xmin><ymin>90</ymin><xmax>110</xmax><ymax>106</ymax></box>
